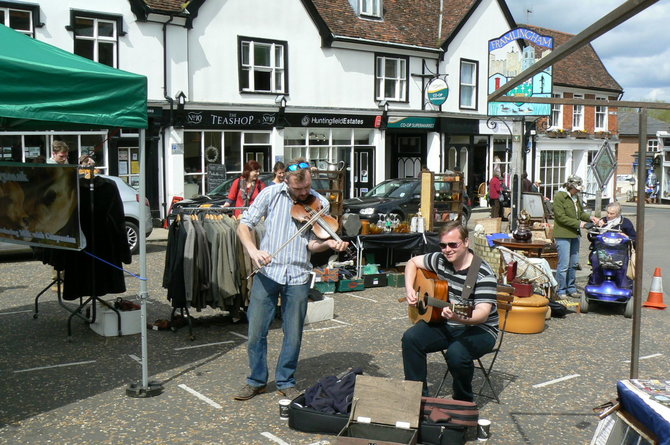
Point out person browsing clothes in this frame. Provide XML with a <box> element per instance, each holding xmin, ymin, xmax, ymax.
<box><xmin>223</xmin><ymin>160</ymin><xmax>266</xmax><ymax>218</ymax></box>
<box><xmin>234</xmin><ymin>159</ymin><xmax>349</xmax><ymax>401</ymax></box>
<box><xmin>401</xmin><ymin>222</ymin><xmax>498</xmax><ymax>401</ymax></box>
<box><xmin>553</xmin><ymin>175</ymin><xmax>599</xmax><ymax>299</ymax></box>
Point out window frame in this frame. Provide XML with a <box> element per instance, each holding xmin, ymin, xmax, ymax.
<box><xmin>0</xmin><ymin>1</ymin><xmax>41</xmax><ymax>36</ymax></box>
<box><xmin>459</xmin><ymin>58</ymin><xmax>478</xmax><ymax>111</ymax></box>
<box><xmin>550</xmin><ymin>92</ymin><xmax>563</xmax><ymax>128</ymax></box>
<box><xmin>572</xmin><ymin>94</ymin><xmax>584</xmax><ymax>130</ymax></box>
<box><xmin>595</xmin><ymin>96</ymin><xmax>608</xmax><ymax>131</ymax></box>
<box><xmin>648</xmin><ymin>139</ymin><xmax>659</xmax><ymax>152</ymax></box>
<box><xmin>374</xmin><ymin>53</ymin><xmax>408</xmax><ymax>102</ymax></box>
<box><xmin>359</xmin><ymin>0</ymin><xmax>382</xmax><ymax>18</ymax></box>
<box><xmin>237</xmin><ymin>36</ymin><xmax>289</xmax><ymax>95</ymax></box>
<box><xmin>67</xmin><ymin>10</ymin><xmax>124</xmax><ymax>68</ymax></box>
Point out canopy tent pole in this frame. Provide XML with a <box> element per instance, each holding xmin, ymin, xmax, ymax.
<box><xmin>126</xmin><ymin>128</ymin><xmax>163</xmax><ymax>398</ymax></box>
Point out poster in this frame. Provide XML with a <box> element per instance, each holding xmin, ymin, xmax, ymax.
<box><xmin>0</xmin><ymin>163</ymin><xmax>83</xmax><ymax>250</ymax></box>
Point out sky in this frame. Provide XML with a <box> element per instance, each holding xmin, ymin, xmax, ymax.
<box><xmin>505</xmin><ymin>0</ymin><xmax>670</xmax><ymax>103</ymax></box>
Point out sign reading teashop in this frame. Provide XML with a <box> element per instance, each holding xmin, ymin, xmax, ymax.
<box><xmin>284</xmin><ymin>113</ymin><xmax>377</xmax><ymax>128</ymax></box>
<box><xmin>184</xmin><ymin>110</ymin><xmax>278</xmax><ymax>129</ymax></box>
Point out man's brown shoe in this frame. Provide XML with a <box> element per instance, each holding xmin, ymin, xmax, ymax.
<box><xmin>234</xmin><ymin>384</ymin><xmax>266</xmax><ymax>401</ymax></box>
<box><xmin>278</xmin><ymin>386</ymin><xmax>300</xmax><ymax>400</ymax></box>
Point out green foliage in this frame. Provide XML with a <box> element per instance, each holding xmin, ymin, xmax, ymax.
<box><xmin>649</xmin><ymin>109</ymin><xmax>670</xmax><ymax>123</ymax></box>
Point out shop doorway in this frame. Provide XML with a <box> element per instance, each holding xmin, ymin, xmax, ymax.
<box><xmin>389</xmin><ymin>134</ymin><xmax>426</xmax><ymax>178</ymax></box>
<box><xmin>353</xmin><ymin>147</ymin><xmax>374</xmax><ymax>196</ymax></box>
<box><xmin>243</xmin><ymin>146</ymin><xmax>270</xmax><ymax>172</ymax></box>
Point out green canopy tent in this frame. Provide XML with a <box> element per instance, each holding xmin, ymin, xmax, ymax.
<box><xmin>0</xmin><ymin>24</ymin><xmax>158</xmax><ymax>396</ymax></box>
<box><xmin>0</xmin><ymin>24</ymin><xmax>147</xmax><ymax>130</ymax></box>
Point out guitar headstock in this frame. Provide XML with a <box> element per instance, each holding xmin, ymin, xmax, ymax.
<box><xmin>452</xmin><ymin>300</ymin><xmax>475</xmax><ymax>318</ymax></box>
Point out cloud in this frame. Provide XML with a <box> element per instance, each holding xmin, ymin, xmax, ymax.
<box><xmin>506</xmin><ymin>0</ymin><xmax>670</xmax><ymax>102</ymax></box>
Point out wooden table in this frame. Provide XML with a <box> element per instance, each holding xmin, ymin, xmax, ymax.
<box><xmin>492</xmin><ymin>238</ymin><xmax>549</xmax><ymax>258</ymax></box>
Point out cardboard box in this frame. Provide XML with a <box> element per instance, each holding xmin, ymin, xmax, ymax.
<box><xmin>89</xmin><ymin>301</ymin><xmax>141</xmax><ymax>337</ymax></box>
<box><xmin>305</xmin><ymin>296</ymin><xmax>334</xmax><ymax>324</ymax></box>
<box><xmin>387</xmin><ymin>273</ymin><xmax>405</xmax><ymax>288</ymax></box>
<box><xmin>336</xmin><ymin>375</ymin><xmax>422</xmax><ymax>445</ymax></box>
<box><xmin>363</xmin><ymin>273</ymin><xmax>387</xmax><ymax>288</ymax></box>
<box><xmin>338</xmin><ymin>279</ymin><xmax>365</xmax><ymax>292</ymax></box>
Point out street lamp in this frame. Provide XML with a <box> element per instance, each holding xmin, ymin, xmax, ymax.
<box><xmin>378</xmin><ymin>99</ymin><xmax>389</xmax><ymax>130</ymax></box>
<box><xmin>275</xmin><ymin>95</ymin><xmax>287</xmax><ymax>129</ymax></box>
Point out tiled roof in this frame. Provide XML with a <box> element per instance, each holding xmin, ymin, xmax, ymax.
<box><xmin>142</xmin><ymin>0</ymin><xmax>185</xmax><ymax>12</ymax></box>
<box><xmin>306</xmin><ymin>0</ymin><xmax>478</xmax><ymax>50</ymax></box>
<box><xmin>618</xmin><ymin>109</ymin><xmax>669</xmax><ymax>136</ymax></box>
<box><xmin>523</xmin><ymin>25</ymin><xmax>623</xmax><ymax>93</ymax></box>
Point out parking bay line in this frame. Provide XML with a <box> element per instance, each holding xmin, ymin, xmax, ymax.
<box><xmin>177</xmin><ymin>384</ymin><xmax>222</xmax><ymax>409</ymax></box>
<box><xmin>0</xmin><ymin>310</ymin><xmax>33</xmax><ymax>316</ymax></box>
<box><xmin>229</xmin><ymin>331</ymin><xmax>248</xmax><ymax>340</ymax></box>
<box><xmin>533</xmin><ymin>374</ymin><xmax>580</xmax><ymax>388</ymax></box>
<box><xmin>14</xmin><ymin>360</ymin><xmax>96</xmax><ymax>373</ymax></box>
<box><xmin>624</xmin><ymin>353</ymin><xmax>662</xmax><ymax>363</ymax></box>
<box><xmin>342</xmin><ymin>293</ymin><xmax>377</xmax><ymax>302</ymax></box>
<box><xmin>261</xmin><ymin>432</ymin><xmax>290</xmax><ymax>445</ymax></box>
<box><xmin>174</xmin><ymin>341</ymin><xmax>235</xmax><ymax>351</ymax></box>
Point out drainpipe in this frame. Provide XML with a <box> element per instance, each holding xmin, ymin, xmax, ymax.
<box><xmin>161</xmin><ymin>14</ymin><xmax>175</xmax><ymax>219</ymax></box>
<box><xmin>438</xmin><ymin>0</ymin><xmax>443</xmax><ymax>40</ymax></box>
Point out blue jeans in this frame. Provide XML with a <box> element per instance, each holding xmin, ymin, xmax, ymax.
<box><xmin>401</xmin><ymin>321</ymin><xmax>496</xmax><ymax>401</ymax></box>
<box><xmin>246</xmin><ymin>273</ymin><xmax>309</xmax><ymax>390</ymax></box>
<box><xmin>556</xmin><ymin>237</ymin><xmax>581</xmax><ymax>295</ymax></box>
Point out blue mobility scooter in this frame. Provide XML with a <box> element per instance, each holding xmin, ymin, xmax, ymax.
<box><xmin>580</xmin><ymin>226</ymin><xmax>634</xmax><ymax>317</ymax></box>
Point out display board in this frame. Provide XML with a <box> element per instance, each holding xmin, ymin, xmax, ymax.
<box><xmin>206</xmin><ymin>163</ymin><xmax>227</xmax><ymax>193</ymax></box>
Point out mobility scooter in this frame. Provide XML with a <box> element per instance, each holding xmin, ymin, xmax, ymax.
<box><xmin>581</xmin><ymin>225</ymin><xmax>634</xmax><ymax>318</ymax></box>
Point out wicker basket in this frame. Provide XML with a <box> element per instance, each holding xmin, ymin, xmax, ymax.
<box><xmin>475</xmin><ymin>217</ymin><xmax>502</xmax><ymax>234</ymax></box>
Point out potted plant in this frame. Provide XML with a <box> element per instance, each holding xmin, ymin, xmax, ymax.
<box><xmin>595</xmin><ymin>130</ymin><xmax>611</xmax><ymax>139</ymax></box>
<box><xmin>546</xmin><ymin>128</ymin><xmax>567</xmax><ymax>138</ymax></box>
<box><xmin>571</xmin><ymin>129</ymin><xmax>589</xmax><ymax>138</ymax></box>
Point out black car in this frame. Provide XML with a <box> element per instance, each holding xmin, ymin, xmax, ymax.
<box><xmin>165</xmin><ymin>173</ymin><xmax>330</xmax><ymax>226</ymax></box>
<box><xmin>343</xmin><ymin>178</ymin><xmax>471</xmax><ymax>225</ymax></box>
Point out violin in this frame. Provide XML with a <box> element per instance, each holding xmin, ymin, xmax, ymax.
<box><xmin>291</xmin><ymin>195</ymin><xmax>341</xmax><ymax>240</ymax></box>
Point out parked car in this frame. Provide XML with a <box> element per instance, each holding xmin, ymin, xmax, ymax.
<box><xmin>165</xmin><ymin>173</ymin><xmax>330</xmax><ymax>226</ymax></box>
<box><xmin>0</xmin><ymin>175</ymin><xmax>152</xmax><ymax>256</ymax></box>
<box><xmin>102</xmin><ymin>175</ymin><xmax>153</xmax><ymax>255</ymax></box>
<box><xmin>343</xmin><ymin>177</ymin><xmax>471</xmax><ymax>225</ymax></box>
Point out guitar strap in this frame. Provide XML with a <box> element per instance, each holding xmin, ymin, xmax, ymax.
<box><xmin>461</xmin><ymin>255</ymin><xmax>482</xmax><ymax>301</ymax></box>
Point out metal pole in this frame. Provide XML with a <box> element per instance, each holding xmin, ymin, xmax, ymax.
<box><xmin>127</xmin><ymin>128</ymin><xmax>163</xmax><ymax>398</ymax></box>
<box><xmin>630</xmin><ymin>109</ymin><xmax>647</xmax><ymax>379</ymax></box>
<box><xmin>510</xmin><ymin>120</ymin><xmax>523</xmax><ymax>231</ymax></box>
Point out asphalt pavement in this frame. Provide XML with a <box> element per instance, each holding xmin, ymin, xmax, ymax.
<box><xmin>0</xmin><ymin>205</ymin><xmax>668</xmax><ymax>444</ymax></box>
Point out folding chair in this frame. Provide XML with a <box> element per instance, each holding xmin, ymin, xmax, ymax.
<box><xmin>433</xmin><ymin>293</ymin><xmax>514</xmax><ymax>403</ymax></box>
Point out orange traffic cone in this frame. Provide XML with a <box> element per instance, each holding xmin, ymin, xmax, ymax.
<box><xmin>644</xmin><ymin>267</ymin><xmax>667</xmax><ymax>309</ymax></box>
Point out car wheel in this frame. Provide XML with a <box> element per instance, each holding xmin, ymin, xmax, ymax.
<box><xmin>126</xmin><ymin>220</ymin><xmax>139</xmax><ymax>255</ymax></box>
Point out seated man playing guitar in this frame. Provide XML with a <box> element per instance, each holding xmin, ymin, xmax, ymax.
<box><xmin>402</xmin><ymin>221</ymin><xmax>498</xmax><ymax>401</ymax></box>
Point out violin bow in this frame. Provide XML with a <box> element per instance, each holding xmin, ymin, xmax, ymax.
<box><xmin>246</xmin><ymin>204</ymin><xmax>330</xmax><ymax>279</ymax></box>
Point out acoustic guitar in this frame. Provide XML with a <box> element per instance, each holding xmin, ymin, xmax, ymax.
<box><xmin>400</xmin><ymin>268</ymin><xmax>474</xmax><ymax>324</ymax></box>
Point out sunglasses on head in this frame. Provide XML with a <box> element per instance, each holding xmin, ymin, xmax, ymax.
<box><xmin>286</xmin><ymin>162</ymin><xmax>310</xmax><ymax>172</ymax></box>
<box><xmin>439</xmin><ymin>241</ymin><xmax>463</xmax><ymax>249</ymax></box>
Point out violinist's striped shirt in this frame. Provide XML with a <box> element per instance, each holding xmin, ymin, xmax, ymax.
<box><xmin>240</xmin><ymin>182</ymin><xmax>329</xmax><ymax>285</ymax></box>
<box><xmin>423</xmin><ymin>252</ymin><xmax>499</xmax><ymax>340</ymax></box>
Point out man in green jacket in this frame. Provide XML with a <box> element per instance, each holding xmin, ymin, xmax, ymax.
<box><xmin>553</xmin><ymin>176</ymin><xmax>599</xmax><ymax>299</ymax></box>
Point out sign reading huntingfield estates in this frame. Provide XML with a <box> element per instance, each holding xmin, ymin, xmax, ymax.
<box><xmin>487</xmin><ymin>28</ymin><xmax>553</xmax><ymax>117</ymax></box>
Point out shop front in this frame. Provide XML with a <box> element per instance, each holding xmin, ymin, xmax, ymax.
<box><xmin>385</xmin><ymin>116</ymin><xmax>438</xmax><ymax>180</ymax></box>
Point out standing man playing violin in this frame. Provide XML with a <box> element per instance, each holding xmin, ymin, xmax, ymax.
<box><xmin>401</xmin><ymin>222</ymin><xmax>498</xmax><ymax>401</ymax></box>
<box><xmin>234</xmin><ymin>159</ymin><xmax>349</xmax><ymax>401</ymax></box>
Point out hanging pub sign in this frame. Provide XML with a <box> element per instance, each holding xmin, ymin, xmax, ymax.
<box><xmin>0</xmin><ymin>163</ymin><xmax>83</xmax><ymax>250</ymax></box>
<box><xmin>426</xmin><ymin>77</ymin><xmax>449</xmax><ymax>106</ymax></box>
<box><xmin>488</xmin><ymin>27</ymin><xmax>553</xmax><ymax>117</ymax></box>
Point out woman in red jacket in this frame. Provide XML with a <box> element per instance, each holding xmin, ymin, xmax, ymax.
<box><xmin>223</xmin><ymin>160</ymin><xmax>265</xmax><ymax>218</ymax></box>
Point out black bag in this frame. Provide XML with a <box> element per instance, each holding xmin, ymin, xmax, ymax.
<box><xmin>418</xmin><ymin>397</ymin><xmax>478</xmax><ymax>445</ymax></box>
<box><xmin>549</xmin><ymin>300</ymin><xmax>569</xmax><ymax>318</ymax></box>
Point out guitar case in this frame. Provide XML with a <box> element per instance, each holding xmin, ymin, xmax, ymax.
<box><xmin>418</xmin><ymin>397</ymin><xmax>478</xmax><ymax>445</ymax></box>
<box><xmin>287</xmin><ymin>393</ymin><xmax>349</xmax><ymax>434</ymax></box>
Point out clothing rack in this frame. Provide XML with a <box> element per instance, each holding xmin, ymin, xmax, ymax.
<box><xmin>33</xmin><ymin>170</ymin><xmax>129</xmax><ymax>337</ymax></box>
<box><xmin>164</xmin><ymin>208</ymin><xmax>251</xmax><ymax>340</ymax></box>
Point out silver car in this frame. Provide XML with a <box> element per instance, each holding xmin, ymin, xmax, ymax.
<box><xmin>0</xmin><ymin>174</ymin><xmax>152</xmax><ymax>256</ymax></box>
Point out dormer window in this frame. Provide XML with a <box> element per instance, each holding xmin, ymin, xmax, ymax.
<box><xmin>360</xmin><ymin>0</ymin><xmax>381</xmax><ymax>18</ymax></box>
